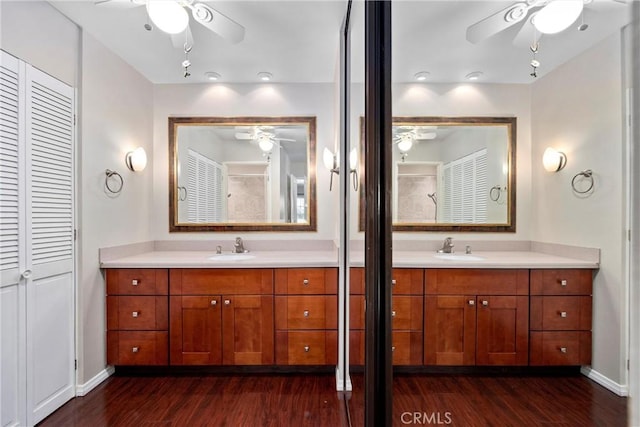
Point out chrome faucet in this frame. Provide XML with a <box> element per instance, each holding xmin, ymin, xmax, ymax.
<box><xmin>233</xmin><ymin>237</ymin><xmax>248</xmax><ymax>253</ymax></box>
<box><xmin>438</xmin><ymin>237</ymin><xmax>454</xmax><ymax>254</ymax></box>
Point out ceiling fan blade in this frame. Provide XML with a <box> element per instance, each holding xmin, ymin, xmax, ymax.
<box><xmin>512</xmin><ymin>16</ymin><xmax>538</xmax><ymax>48</ymax></box>
<box><xmin>171</xmin><ymin>25</ymin><xmax>194</xmax><ymax>49</ymax></box>
<box><xmin>235</xmin><ymin>132</ymin><xmax>253</xmax><ymax>140</ymax></box>
<box><xmin>274</xmin><ymin>137</ymin><xmax>296</xmax><ymax>142</ymax></box>
<box><xmin>466</xmin><ymin>2</ymin><xmax>530</xmax><ymax>44</ymax></box>
<box><xmin>414</xmin><ymin>132</ymin><xmax>437</xmax><ymax>140</ymax></box>
<box><xmin>94</xmin><ymin>0</ymin><xmax>143</xmax><ymax>9</ymax></box>
<box><xmin>190</xmin><ymin>3</ymin><xmax>245</xmax><ymax>44</ymax></box>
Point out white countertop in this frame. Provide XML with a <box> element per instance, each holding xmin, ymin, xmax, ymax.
<box><xmin>100</xmin><ymin>249</ymin><xmax>598</xmax><ymax>269</ymax></box>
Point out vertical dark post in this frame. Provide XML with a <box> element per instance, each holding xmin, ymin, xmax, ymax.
<box><xmin>364</xmin><ymin>1</ymin><xmax>392</xmax><ymax>426</ymax></box>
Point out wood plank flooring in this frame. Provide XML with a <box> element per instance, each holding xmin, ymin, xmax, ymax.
<box><xmin>38</xmin><ymin>373</ymin><xmax>626</xmax><ymax>426</ymax></box>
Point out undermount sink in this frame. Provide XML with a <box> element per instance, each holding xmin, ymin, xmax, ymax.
<box><xmin>433</xmin><ymin>253</ymin><xmax>485</xmax><ymax>261</ymax></box>
<box><xmin>208</xmin><ymin>253</ymin><xmax>256</xmax><ymax>261</ymax></box>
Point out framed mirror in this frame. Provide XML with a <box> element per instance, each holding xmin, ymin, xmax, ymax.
<box><xmin>169</xmin><ymin>116</ymin><xmax>316</xmax><ymax>232</ymax></box>
<box><xmin>359</xmin><ymin>117</ymin><xmax>516</xmax><ymax>232</ymax></box>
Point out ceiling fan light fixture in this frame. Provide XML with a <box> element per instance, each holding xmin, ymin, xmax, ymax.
<box><xmin>465</xmin><ymin>71</ymin><xmax>483</xmax><ymax>81</ymax></box>
<box><xmin>414</xmin><ymin>71</ymin><xmax>430</xmax><ymax>81</ymax></box>
<box><xmin>397</xmin><ymin>136</ymin><xmax>413</xmax><ymax>153</ymax></box>
<box><xmin>146</xmin><ymin>0</ymin><xmax>189</xmax><ymax>35</ymax></box>
<box><xmin>258</xmin><ymin>136</ymin><xmax>274</xmax><ymax>153</ymax></box>
<box><xmin>257</xmin><ymin>72</ymin><xmax>273</xmax><ymax>82</ymax></box>
<box><xmin>205</xmin><ymin>71</ymin><xmax>221</xmax><ymax>81</ymax></box>
<box><xmin>533</xmin><ymin>0</ymin><xmax>584</xmax><ymax>34</ymax></box>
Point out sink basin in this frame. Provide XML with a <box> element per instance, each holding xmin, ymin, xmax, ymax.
<box><xmin>433</xmin><ymin>253</ymin><xmax>484</xmax><ymax>261</ymax></box>
<box><xmin>208</xmin><ymin>253</ymin><xmax>256</xmax><ymax>261</ymax></box>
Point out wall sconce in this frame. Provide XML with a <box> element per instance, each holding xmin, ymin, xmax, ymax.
<box><xmin>323</xmin><ymin>147</ymin><xmax>359</xmax><ymax>191</ymax></box>
<box><xmin>125</xmin><ymin>147</ymin><xmax>148</xmax><ymax>172</ymax></box>
<box><xmin>542</xmin><ymin>147</ymin><xmax>567</xmax><ymax>172</ymax></box>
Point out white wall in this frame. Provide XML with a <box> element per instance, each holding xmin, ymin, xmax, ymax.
<box><xmin>350</xmin><ymin>82</ymin><xmax>532</xmax><ymax>240</ymax></box>
<box><xmin>152</xmin><ymin>83</ymin><xmax>336</xmax><ymax>240</ymax></box>
<box><xmin>79</xmin><ymin>32</ymin><xmax>154</xmax><ymax>383</ymax></box>
<box><xmin>531</xmin><ymin>33</ymin><xmax>626</xmax><ymax>386</ymax></box>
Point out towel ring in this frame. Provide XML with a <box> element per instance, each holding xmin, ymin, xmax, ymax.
<box><xmin>105</xmin><ymin>169</ymin><xmax>123</xmax><ymax>194</ymax></box>
<box><xmin>489</xmin><ymin>185</ymin><xmax>503</xmax><ymax>202</ymax></box>
<box><xmin>571</xmin><ymin>169</ymin><xmax>594</xmax><ymax>194</ymax></box>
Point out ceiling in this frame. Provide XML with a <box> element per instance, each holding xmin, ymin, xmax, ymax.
<box><xmin>50</xmin><ymin>0</ymin><xmax>631</xmax><ymax>85</ymax></box>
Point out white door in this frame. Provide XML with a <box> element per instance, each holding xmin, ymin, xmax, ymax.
<box><xmin>0</xmin><ymin>51</ymin><xmax>75</xmax><ymax>426</ymax></box>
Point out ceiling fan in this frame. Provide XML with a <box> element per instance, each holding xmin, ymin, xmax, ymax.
<box><xmin>466</xmin><ymin>0</ymin><xmax>627</xmax><ymax>46</ymax></box>
<box><xmin>235</xmin><ymin>127</ymin><xmax>297</xmax><ymax>153</ymax></box>
<box><xmin>95</xmin><ymin>0</ymin><xmax>245</xmax><ymax>44</ymax></box>
<box><xmin>393</xmin><ymin>126</ymin><xmax>437</xmax><ymax>153</ymax></box>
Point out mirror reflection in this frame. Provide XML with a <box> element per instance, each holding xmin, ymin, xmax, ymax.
<box><xmin>359</xmin><ymin>117</ymin><xmax>516</xmax><ymax>232</ymax></box>
<box><xmin>169</xmin><ymin>117</ymin><xmax>316</xmax><ymax>231</ymax></box>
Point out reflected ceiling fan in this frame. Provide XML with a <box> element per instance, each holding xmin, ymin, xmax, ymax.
<box><xmin>466</xmin><ymin>0</ymin><xmax>627</xmax><ymax>47</ymax></box>
<box><xmin>235</xmin><ymin>126</ymin><xmax>297</xmax><ymax>153</ymax></box>
<box><xmin>393</xmin><ymin>126</ymin><xmax>437</xmax><ymax>153</ymax></box>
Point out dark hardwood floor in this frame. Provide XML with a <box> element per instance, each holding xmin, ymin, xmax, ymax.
<box><xmin>38</xmin><ymin>373</ymin><xmax>626</xmax><ymax>426</ymax></box>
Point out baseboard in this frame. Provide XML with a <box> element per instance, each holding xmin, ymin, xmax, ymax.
<box><xmin>76</xmin><ymin>366</ymin><xmax>115</xmax><ymax>397</ymax></box>
<box><xmin>581</xmin><ymin>366</ymin><xmax>628</xmax><ymax>396</ymax></box>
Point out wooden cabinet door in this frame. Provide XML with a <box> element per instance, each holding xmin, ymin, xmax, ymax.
<box><xmin>222</xmin><ymin>295</ymin><xmax>274</xmax><ymax>365</ymax></box>
<box><xmin>424</xmin><ymin>295</ymin><xmax>476</xmax><ymax>365</ymax></box>
<box><xmin>170</xmin><ymin>296</ymin><xmax>222</xmax><ymax>365</ymax></box>
<box><xmin>476</xmin><ymin>296</ymin><xmax>528</xmax><ymax>366</ymax></box>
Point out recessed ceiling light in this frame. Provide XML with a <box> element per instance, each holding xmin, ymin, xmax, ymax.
<box><xmin>465</xmin><ymin>71</ymin><xmax>483</xmax><ymax>81</ymax></box>
<box><xmin>205</xmin><ymin>72</ymin><xmax>221</xmax><ymax>81</ymax></box>
<box><xmin>257</xmin><ymin>72</ymin><xmax>273</xmax><ymax>81</ymax></box>
<box><xmin>414</xmin><ymin>71</ymin><xmax>430</xmax><ymax>81</ymax></box>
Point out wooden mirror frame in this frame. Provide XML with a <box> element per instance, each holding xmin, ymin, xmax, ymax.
<box><xmin>169</xmin><ymin>116</ymin><xmax>317</xmax><ymax>232</ymax></box>
<box><xmin>358</xmin><ymin>116</ymin><xmax>516</xmax><ymax>232</ymax></box>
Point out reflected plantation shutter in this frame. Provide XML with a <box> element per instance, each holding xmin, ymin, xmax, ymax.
<box><xmin>187</xmin><ymin>149</ymin><xmax>223</xmax><ymax>222</ymax></box>
<box><xmin>441</xmin><ymin>149</ymin><xmax>488</xmax><ymax>223</ymax></box>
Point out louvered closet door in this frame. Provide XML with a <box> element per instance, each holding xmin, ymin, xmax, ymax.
<box><xmin>1</xmin><ymin>50</ymin><xmax>27</xmax><ymax>427</ymax></box>
<box><xmin>25</xmin><ymin>64</ymin><xmax>75</xmax><ymax>426</ymax></box>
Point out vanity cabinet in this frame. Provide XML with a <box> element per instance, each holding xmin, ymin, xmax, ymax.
<box><xmin>275</xmin><ymin>268</ymin><xmax>338</xmax><ymax>365</ymax></box>
<box><xmin>106</xmin><ymin>269</ymin><xmax>169</xmax><ymax>365</ymax></box>
<box><xmin>169</xmin><ymin>269</ymin><xmax>274</xmax><ymax>365</ymax></box>
<box><xmin>424</xmin><ymin>269</ymin><xmax>529</xmax><ymax>366</ymax></box>
<box><xmin>529</xmin><ymin>269</ymin><xmax>593</xmax><ymax>365</ymax></box>
<box><xmin>349</xmin><ymin>268</ymin><xmax>424</xmax><ymax>365</ymax></box>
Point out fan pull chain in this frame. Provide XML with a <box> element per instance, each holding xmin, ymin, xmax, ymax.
<box><xmin>529</xmin><ymin>42</ymin><xmax>540</xmax><ymax>78</ymax></box>
<box><xmin>182</xmin><ymin>42</ymin><xmax>192</xmax><ymax>78</ymax></box>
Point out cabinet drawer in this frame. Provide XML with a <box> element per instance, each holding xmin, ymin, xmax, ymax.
<box><xmin>350</xmin><ymin>268</ymin><xmax>423</xmax><ymax>295</ymax></box>
<box><xmin>106</xmin><ymin>269</ymin><xmax>168</xmax><ymax>295</ymax></box>
<box><xmin>107</xmin><ymin>296</ymin><xmax>168</xmax><ymax>330</ymax></box>
<box><xmin>530</xmin><ymin>331</ymin><xmax>591</xmax><ymax>365</ymax></box>
<box><xmin>107</xmin><ymin>331</ymin><xmax>168</xmax><ymax>365</ymax></box>
<box><xmin>530</xmin><ymin>270</ymin><xmax>593</xmax><ymax>295</ymax></box>
<box><xmin>169</xmin><ymin>269</ymin><xmax>273</xmax><ymax>295</ymax></box>
<box><xmin>275</xmin><ymin>268</ymin><xmax>338</xmax><ymax>295</ymax></box>
<box><xmin>425</xmin><ymin>269</ymin><xmax>529</xmax><ymax>295</ymax></box>
<box><xmin>392</xmin><ymin>296</ymin><xmax>423</xmax><ymax>331</ymax></box>
<box><xmin>275</xmin><ymin>296</ymin><xmax>337</xmax><ymax>330</ymax></box>
<box><xmin>530</xmin><ymin>296</ymin><xmax>592</xmax><ymax>331</ymax></box>
<box><xmin>276</xmin><ymin>331</ymin><xmax>337</xmax><ymax>365</ymax></box>
<box><xmin>348</xmin><ymin>330</ymin><xmax>422</xmax><ymax>366</ymax></box>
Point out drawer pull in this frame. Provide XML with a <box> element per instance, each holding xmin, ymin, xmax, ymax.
<box><xmin>392</xmin><ymin>279</ymin><xmax>397</xmax><ymax>286</ymax></box>
<box><xmin>304</xmin><ymin>346</ymin><xmax>310</xmax><ymax>352</ymax></box>
<box><xmin>303</xmin><ymin>279</ymin><xmax>309</xmax><ymax>285</ymax></box>
<box><xmin>468</xmin><ymin>299</ymin><xmax>475</xmax><ymax>306</ymax></box>
<box><xmin>131</xmin><ymin>279</ymin><xmax>139</xmax><ymax>286</ymax></box>
<box><xmin>560</xmin><ymin>347</ymin><xmax>567</xmax><ymax>353</ymax></box>
<box><xmin>132</xmin><ymin>311</ymin><xmax>139</xmax><ymax>318</ymax></box>
<box><xmin>559</xmin><ymin>311</ymin><xmax>567</xmax><ymax>318</ymax></box>
<box><xmin>211</xmin><ymin>300</ymin><xmax>217</xmax><ymax>306</ymax></box>
<box><xmin>132</xmin><ymin>346</ymin><xmax>139</xmax><ymax>353</ymax></box>
<box><xmin>303</xmin><ymin>310</ymin><xmax>309</xmax><ymax>317</ymax></box>
<box><xmin>391</xmin><ymin>311</ymin><xmax>396</xmax><ymax>317</ymax></box>
<box><xmin>392</xmin><ymin>346</ymin><xmax>396</xmax><ymax>352</ymax></box>
<box><xmin>560</xmin><ymin>279</ymin><xmax>567</xmax><ymax>287</ymax></box>
<box><xmin>224</xmin><ymin>299</ymin><xmax>231</xmax><ymax>306</ymax></box>
<box><xmin>482</xmin><ymin>300</ymin><xmax>489</xmax><ymax>307</ymax></box>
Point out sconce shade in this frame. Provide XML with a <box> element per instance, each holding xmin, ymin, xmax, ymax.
<box><xmin>146</xmin><ymin>0</ymin><xmax>189</xmax><ymax>35</ymax></box>
<box><xmin>533</xmin><ymin>0</ymin><xmax>583</xmax><ymax>34</ymax></box>
<box><xmin>126</xmin><ymin>147</ymin><xmax>148</xmax><ymax>172</ymax></box>
<box><xmin>349</xmin><ymin>148</ymin><xmax>358</xmax><ymax>171</ymax></box>
<box><xmin>323</xmin><ymin>147</ymin><xmax>337</xmax><ymax>171</ymax></box>
<box><xmin>542</xmin><ymin>147</ymin><xmax>567</xmax><ymax>172</ymax></box>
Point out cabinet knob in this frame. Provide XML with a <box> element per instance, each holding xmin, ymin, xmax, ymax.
<box><xmin>132</xmin><ymin>346</ymin><xmax>139</xmax><ymax>353</ymax></box>
<box><xmin>559</xmin><ymin>311</ymin><xmax>567</xmax><ymax>318</ymax></box>
<box><xmin>560</xmin><ymin>347</ymin><xmax>567</xmax><ymax>353</ymax></box>
<box><xmin>482</xmin><ymin>300</ymin><xmax>489</xmax><ymax>306</ymax></box>
<box><xmin>224</xmin><ymin>299</ymin><xmax>231</xmax><ymax>305</ymax></box>
<box><xmin>468</xmin><ymin>299</ymin><xmax>475</xmax><ymax>306</ymax></box>
<box><xmin>211</xmin><ymin>300</ymin><xmax>217</xmax><ymax>306</ymax></box>
<box><xmin>304</xmin><ymin>346</ymin><xmax>310</xmax><ymax>352</ymax></box>
<box><xmin>131</xmin><ymin>279</ymin><xmax>139</xmax><ymax>286</ymax></box>
<box><xmin>132</xmin><ymin>311</ymin><xmax>139</xmax><ymax>318</ymax></box>
<box><xmin>303</xmin><ymin>279</ymin><xmax>309</xmax><ymax>285</ymax></box>
<box><xmin>560</xmin><ymin>279</ymin><xmax>567</xmax><ymax>287</ymax></box>
<box><xmin>21</xmin><ymin>269</ymin><xmax>32</xmax><ymax>279</ymax></box>
<box><xmin>303</xmin><ymin>310</ymin><xmax>309</xmax><ymax>317</ymax></box>
<box><xmin>391</xmin><ymin>311</ymin><xmax>396</xmax><ymax>317</ymax></box>
<box><xmin>391</xmin><ymin>346</ymin><xmax>396</xmax><ymax>352</ymax></box>
<box><xmin>391</xmin><ymin>279</ymin><xmax>397</xmax><ymax>286</ymax></box>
